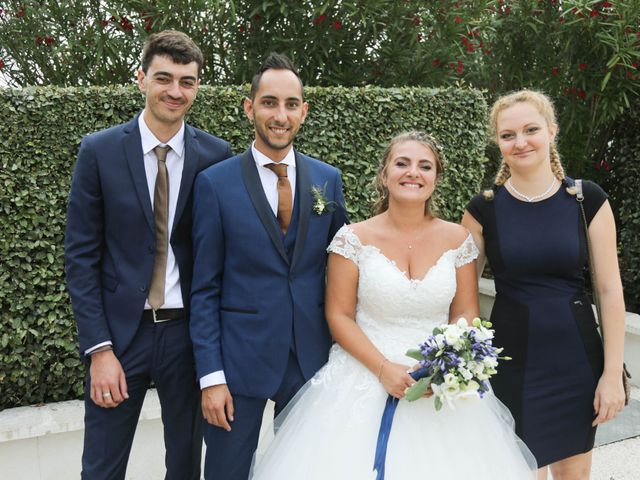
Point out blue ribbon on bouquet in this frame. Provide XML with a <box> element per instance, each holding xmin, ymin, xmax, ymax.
<box><xmin>373</xmin><ymin>366</ymin><xmax>430</xmax><ymax>480</ymax></box>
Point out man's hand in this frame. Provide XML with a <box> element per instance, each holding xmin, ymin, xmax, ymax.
<box><xmin>202</xmin><ymin>384</ymin><xmax>234</xmax><ymax>431</ymax></box>
<box><xmin>89</xmin><ymin>349</ymin><xmax>128</xmax><ymax>408</ymax></box>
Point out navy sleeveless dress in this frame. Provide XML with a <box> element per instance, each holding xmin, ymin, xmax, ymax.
<box><xmin>466</xmin><ymin>180</ymin><xmax>607</xmax><ymax>467</ymax></box>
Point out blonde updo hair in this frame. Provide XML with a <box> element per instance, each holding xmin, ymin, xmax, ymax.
<box><xmin>483</xmin><ymin>90</ymin><xmax>572</xmax><ymax>200</ymax></box>
<box><xmin>373</xmin><ymin>131</ymin><xmax>445</xmax><ymax>215</ymax></box>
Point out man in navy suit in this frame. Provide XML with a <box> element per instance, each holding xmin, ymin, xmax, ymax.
<box><xmin>65</xmin><ymin>30</ymin><xmax>232</xmax><ymax>479</ymax></box>
<box><xmin>190</xmin><ymin>53</ymin><xmax>349</xmax><ymax>479</ymax></box>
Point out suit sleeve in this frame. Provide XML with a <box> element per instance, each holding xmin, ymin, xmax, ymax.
<box><xmin>328</xmin><ymin>168</ymin><xmax>349</xmax><ymax>241</ymax></box>
<box><xmin>64</xmin><ymin>137</ymin><xmax>112</xmax><ymax>354</ymax></box>
<box><xmin>190</xmin><ymin>171</ymin><xmax>225</xmax><ymax>381</ymax></box>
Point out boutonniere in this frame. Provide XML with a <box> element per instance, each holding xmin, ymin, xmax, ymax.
<box><xmin>311</xmin><ymin>183</ymin><xmax>337</xmax><ymax>215</ymax></box>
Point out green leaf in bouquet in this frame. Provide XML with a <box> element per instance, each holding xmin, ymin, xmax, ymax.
<box><xmin>405</xmin><ymin>348</ymin><xmax>424</xmax><ymax>362</ymax></box>
<box><xmin>405</xmin><ymin>377</ymin><xmax>430</xmax><ymax>402</ymax></box>
<box><xmin>434</xmin><ymin>396</ymin><xmax>443</xmax><ymax>411</ymax></box>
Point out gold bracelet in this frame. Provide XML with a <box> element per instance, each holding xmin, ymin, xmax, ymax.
<box><xmin>377</xmin><ymin>358</ymin><xmax>389</xmax><ymax>380</ymax></box>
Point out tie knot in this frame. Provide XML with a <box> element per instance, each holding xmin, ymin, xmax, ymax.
<box><xmin>265</xmin><ymin>162</ymin><xmax>288</xmax><ymax>178</ymax></box>
<box><xmin>154</xmin><ymin>145</ymin><xmax>171</xmax><ymax>163</ymax></box>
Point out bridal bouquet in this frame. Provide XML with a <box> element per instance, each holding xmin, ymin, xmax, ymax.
<box><xmin>374</xmin><ymin>318</ymin><xmax>507</xmax><ymax>479</ymax></box>
<box><xmin>404</xmin><ymin>317</ymin><xmax>507</xmax><ymax>410</ymax></box>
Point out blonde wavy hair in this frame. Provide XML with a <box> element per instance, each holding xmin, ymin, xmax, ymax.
<box><xmin>483</xmin><ymin>90</ymin><xmax>573</xmax><ymax>200</ymax></box>
<box><xmin>373</xmin><ymin>131</ymin><xmax>445</xmax><ymax>215</ymax></box>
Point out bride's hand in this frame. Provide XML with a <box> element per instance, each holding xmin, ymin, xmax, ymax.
<box><xmin>379</xmin><ymin>361</ymin><xmax>415</xmax><ymax>399</ymax></box>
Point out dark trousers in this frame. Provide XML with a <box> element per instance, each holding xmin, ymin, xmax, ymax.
<box><xmin>203</xmin><ymin>351</ymin><xmax>306</xmax><ymax>480</ymax></box>
<box><xmin>81</xmin><ymin>316</ymin><xmax>202</xmax><ymax>480</ymax></box>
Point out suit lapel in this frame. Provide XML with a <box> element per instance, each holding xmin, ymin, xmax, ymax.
<box><xmin>290</xmin><ymin>151</ymin><xmax>311</xmax><ymax>270</ymax></box>
<box><xmin>123</xmin><ymin>115</ymin><xmax>154</xmax><ymax>234</ymax></box>
<box><xmin>172</xmin><ymin>124</ymin><xmax>198</xmax><ymax>237</ymax></box>
<box><xmin>240</xmin><ymin>150</ymin><xmax>289</xmax><ymax>264</ymax></box>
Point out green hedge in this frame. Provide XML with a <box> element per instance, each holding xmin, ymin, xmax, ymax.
<box><xmin>604</xmin><ymin>111</ymin><xmax>640</xmax><ymax>313</ymax></box>
<box><xmin>0</xmin><ymin>85</ymin><xmax>487</xmax><ymax>410</ymax></box>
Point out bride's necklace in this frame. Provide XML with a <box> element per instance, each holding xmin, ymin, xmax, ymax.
<box><xmin>507</xmin><ymin>177</ymin><xmax>557</xmax><ymax>203</ymax></box>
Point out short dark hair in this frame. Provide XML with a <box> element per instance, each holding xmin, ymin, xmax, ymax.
<box><xmin>141</xmin><ymin>30</ymin><xmax>204</xmax><ymax>74</ymax></box>
<box><xmin>250</xmin><ymin>52</ymin><xmax>304</xmax><ymax>100</ymax></box>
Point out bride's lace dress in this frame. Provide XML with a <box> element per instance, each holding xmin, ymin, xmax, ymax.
<box><xmin>252</xmin><ymin>225</ymin><xmax>536</xmax><ymax>479</ymax></box>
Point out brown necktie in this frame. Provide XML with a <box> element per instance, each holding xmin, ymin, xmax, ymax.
<box><xmin>265</xmin><ymin>162</ymin><xmax>292</xmax><ymax>234</ymax></box>
<box><xmin>148</xmin><ymin>145</ymin><xmax>171</xmax><ymax>310</ymax></box>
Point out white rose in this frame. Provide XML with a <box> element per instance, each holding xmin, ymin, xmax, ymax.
<box><xmin>444</xmin><ymin>373</ymin><xmax>459</xmax><ymax>386</ymax></box>
<box><xmin>483</xmin><ymin>356</ymin><xmax>498</xmax><ymax>369</ymax></box>
<box><xmin>434</xmin><ymin>333</ymin><xmax>446</xmax><ymax>349</ymax></box>
<box><xmin>456</xmin><ymin>317</ymin><xmax>469</xmax><ymax>328</ymax></box>
<box><xmin>445</xmin><ymin>325</ymin><xmax>463</xmax><ymax>347</ymax></box>
<box><xmin>458</xmin><ymin>366</ymin><xmax>473</xmax><ymax>381</ymax></box>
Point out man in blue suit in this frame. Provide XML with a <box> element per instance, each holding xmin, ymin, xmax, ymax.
<box><xmin>65</xmin><ymin>30</ymin><xmax>232</xmax><ymax>479</ymax></box>
<box><xmin>190</xmin><ymin>53</ymin><xmax>349</xmax><ymax>479</ymax></box>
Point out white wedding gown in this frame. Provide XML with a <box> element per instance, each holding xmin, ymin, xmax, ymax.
<box><xmin>251</xmin><ymin>225</ymin><xmax>537</xmax><ymax>479</ymax></box>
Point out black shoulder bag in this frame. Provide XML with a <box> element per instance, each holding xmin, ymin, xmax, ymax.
<box><xmin>575</xmin><ymin>179</ymin><xmax>631</xmax><ymax>405</ymax></box>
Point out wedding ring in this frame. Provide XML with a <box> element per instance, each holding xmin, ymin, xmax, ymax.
<box><xmin>102</xmin><ymin>392</ymin><xmax>111</xmax><ymax>398</ymax></box>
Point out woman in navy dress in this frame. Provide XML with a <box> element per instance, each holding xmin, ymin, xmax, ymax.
<box><xmin>462</xmin><ymin>90</ymin><xmax>626</xmax><ymax>480</ymax></box>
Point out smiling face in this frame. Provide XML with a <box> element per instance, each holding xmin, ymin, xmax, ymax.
<box><xmin>137</xmin><ymin>54</ymin><xmax>199</xmax><ymax>134</ymax></box>
<box><xmin>243</xmin><ymin>68</ymin><xmax>308</xmax><ymax>162</ymax></box>
<box><xmin>383</xmin><ymin>140</ymin><xmax>439</xmax><ymax>208</ymax></box>
<box><xmin>495</xmin><ymin>101</ymin><xmax>557</xmax><ymax>175</ymax></box>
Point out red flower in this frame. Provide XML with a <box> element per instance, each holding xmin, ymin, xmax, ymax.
<box><xmin>483</xmin><ymin>49</ymin><xmax>493</xmax><ymax>56</ymax></box>
<box><xmin>455</xmin><ymin>16</ymin><xmax>463</xmax><ymax>23</ymax></box>
<box><xmin>559</xmin><ymin>17</ymin><xmax>565</xmax><ymax>24</ymax></box>
<box><xmin>579</xmin><ymin>63</ymin><xmax>587</xmax><ymax>71</ymax></box>
<box><xmin>239</xmin><ymin>25</ymin><xmax>245</xmax><ymax>33</ymax></box>
<box><xmin>101</xmin><ymin>19</ymin><xmax>109</xmax><ymax>27</ymax></box>
<box><xmin>144</xmin><ymin>17</ymin><xmax>152</xmax><ymax>32</ymax></box>
<box><xmin>456</xmin><ymin>60</ymin><xmax>464</xmax><ymax>74</ymax></box>
<box><xmin>0</xmin><ymin>59</ymin><xmax>4</xmax><ymax>69</ymax></box>
<box><xmin>467</xmin><ymin>43</ymin><xmax>474</xmax><ymax>53</ymax></box>
<box><xmin>110</xmin><ymin>15</ymin><xmax>116</xmax><ymax>22</ymax></box>
<box><xmin>45</xmin><ymin>36</ymin><xmax>55</xmax><ymax>46</ymax></box>
<box><xmin>601</xmin><ymin>1</ymin><xmax>613</xmax><ymax>7</ymax></box>
<box><xmin>332</xmin><ymin>21</ymin><xmax>342</xmax><ymax>30</ymax></box>
<box><xmin>16</xmin><ymin>8</ymin><xmax>25</xmax><ymax>18</ymax></box>
<box><xmin>577</xmin><ymin>89</ymin><xmax>586</xmax><ymax>99</ymax></box>
<box><xmin>551</xmin><ymin>67</ymin><xmax>559</xmax><ymax>76</ymax></box>
<box><xmin>589</xmin><ymin>9</ymin><xmax>599</xmax><ymax>17</ymax></box>
<box><xmin>253</xmin><ymin>14</ymin><xmax>262</xmax><ymax>21</ymax></box>
<box><xmin>603</xmin><ymin>161</ymin><xmax>611</xmax><ymax>172</ymax></box>
<box><xmin>416</xmin><ymin>33</ymin><xmax>424</xmax><ymax>42</ymax></box>
<box><xmin>504</xmin><ymin>6</ymin><xmax>511</xmax><ymax>14</ymax></box>
<box><xmin>432</xmin><ymin>59</ymin><xmax>441</xmax><ymax>67</ymax></box>
<box><xmin>534</xmin><ymin>10</ymin><xmax>541</xmax><ymax>17</ymax></box>
<box><xmin>413</xmin><ymin>15</ymin><xmax>420</xmax><ymax>26</ymax></box>
<box><xmin>313</xmin><ymin>14</ymin><xmax>327</xmax><ymax>25</ymax></box>
<box><xmin>36</xmin><ymin>36</ymin><xmax>44</xmax><ymax>45</ymax></box>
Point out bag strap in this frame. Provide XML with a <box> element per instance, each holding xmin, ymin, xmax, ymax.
<box><xmin>575</xmin><ymin>179</ymin><xmax>602</xmax><ymax>330</ymax></box>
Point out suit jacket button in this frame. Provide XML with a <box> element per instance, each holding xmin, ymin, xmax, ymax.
<box><xmin>140</xmin><ymin>285</ymin><xmax>147</xmax><ymax>292</ymax></box>
<box><xmin>147</xmin><ymin>245</ymin><xmax>154</xmax><ymax>253</ymax></box>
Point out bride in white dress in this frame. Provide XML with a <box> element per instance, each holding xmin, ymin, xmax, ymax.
<box><xmin>251</xmin><ymin>132</ymin><xmax>536</xmax><ymax>479</ymax></box>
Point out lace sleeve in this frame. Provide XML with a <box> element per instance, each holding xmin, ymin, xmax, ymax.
<box><xmin>455</xmin><ymin>233</ymin><xmax>479</xmax><ymax>268</ymax></box>
<box><xmin>327</xmin><ymin>225</ymin><xmax>361</xmax><ymax>265</ymax></box>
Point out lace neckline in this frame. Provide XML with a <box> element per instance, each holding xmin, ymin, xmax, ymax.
<box><xmin>343</xmin><ymin>225</ymin><xmax>464</xmax><ymax>284</ymax></box>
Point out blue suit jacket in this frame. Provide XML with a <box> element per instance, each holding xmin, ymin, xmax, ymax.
<box><xmin>65</xmin><ymin>114</ymin><xmax>232</xmax><ymax>357</ymax></box>
<box><xmin>190</xmin><ymin>149</ymin><xmax>348</xmax><ymax>398</ymax></box>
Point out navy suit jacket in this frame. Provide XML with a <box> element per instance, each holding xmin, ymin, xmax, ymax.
<box><xmin>190</xmin><ymin>149</ymin><xmax>348</xmax><ymax>398</ymax></box>
<box><xmin>65</xmin><ymin>114</ymin><xmax>232</xmax><ymax>357</ymax></box>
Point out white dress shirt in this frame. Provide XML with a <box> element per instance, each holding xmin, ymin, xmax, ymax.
<box><xmin>199</xmin><ymin>142</ymin><xmax>296</xmax><ymax>389</ymax></box>
<box><xmin>85</xmin><ymin>112</ymin><xmax>186</xmax><ymax>355</ymax></box>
